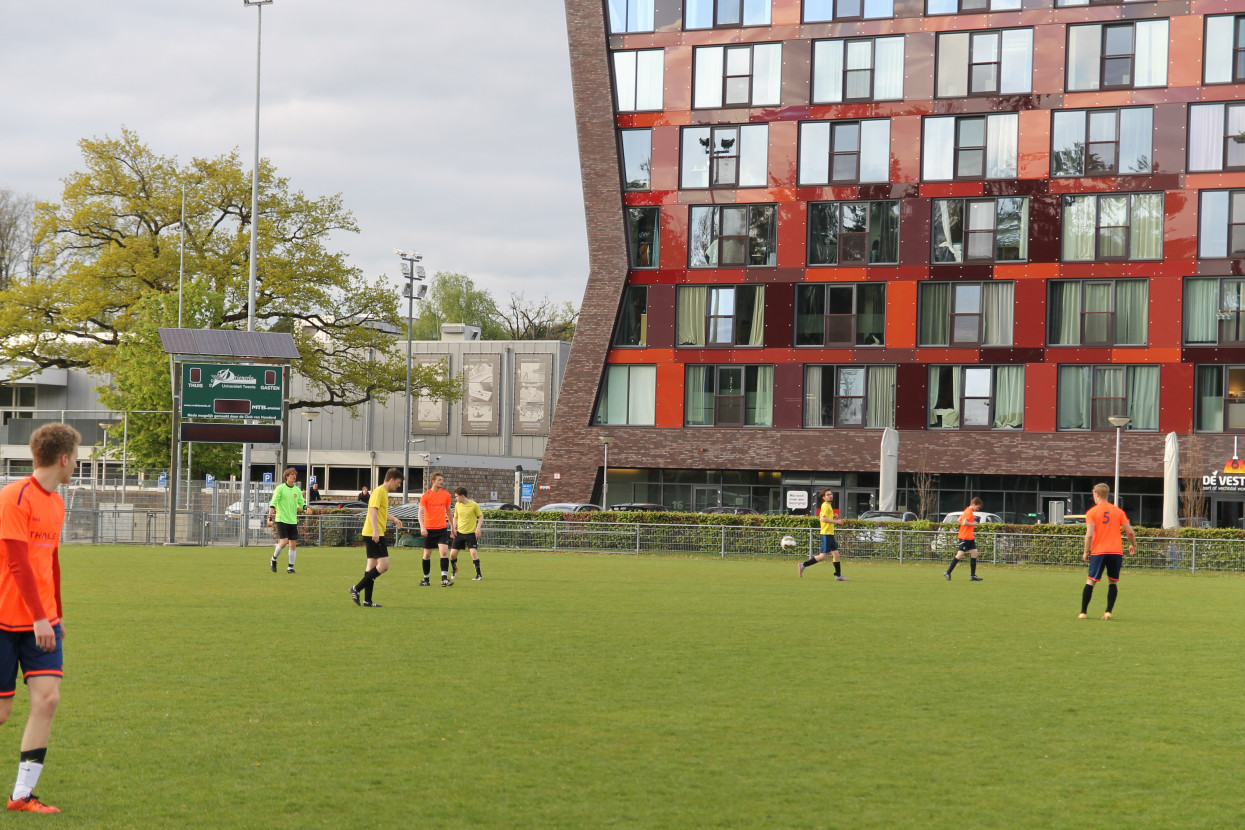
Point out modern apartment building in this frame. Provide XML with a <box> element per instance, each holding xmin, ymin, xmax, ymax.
<box><xmin>541</xmin><ymin>0</ymin><xmax>1245</xmax><ymax>525</ymax></box>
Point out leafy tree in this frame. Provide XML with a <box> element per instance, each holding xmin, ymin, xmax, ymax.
<box><xmin>0</xmin><ymin>129</ymin><xmax>459</xmax><ymax>472</ymax></box>
<box><xmin>496</xmin><ymin>292</ymin><xmax>578</xmax><ymax>342</ymax></box>
<box><xmin>409</xmin><ymin>271</ymin><xmax>509</xmax><ymax>340</ymax></box>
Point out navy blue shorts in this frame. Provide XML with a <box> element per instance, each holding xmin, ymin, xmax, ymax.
<box><xmin>1087</xmin><ymin>553</ymin><xmax>1123</xmax><ymax>583</ymax></box>
<box><xmin>957</xmin><ymin>539</ymin><xmax>977</xmax><ymax>553</ymax></box>
<box><xmin>0</xmin><ymin>624</ymin><xmax>63</xmax><ymax>698</ymax></box>
<box><xmin>821</xmin><ymin>534</ymin><xmax>839</xmax><ymax>554</ymax></box>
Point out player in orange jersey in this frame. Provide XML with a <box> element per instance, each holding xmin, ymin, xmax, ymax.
<box><xmin>0</xmin><ymin>423</ymin><xmax>79</xmax><ymax>814</ymax></box>
<box><xmin>1079</xmin><ymin>483</ymin><xmax>1136</xmax><ymax>620</ymax></box>
<box><xmin>418</xmin><ymin>472</ymin><xmax>454</xmax><ymax>587</ymax></box>
<box><xmin>944</xmin><ymin>497</ymin><xmax>984</xmax><ymax>581</ymax></box>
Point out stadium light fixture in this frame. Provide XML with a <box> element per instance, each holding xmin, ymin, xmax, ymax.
<box><xmin>301</xmin><ymin>410</ymin><xmax>320</xmax><ymax>505</ymax></box>
<box><xmin>1108</xmin><ymin>415</ymin><xmax>1131</xmax><ymax>507</ymax></box>
<box><xmin>398</xmin><ymin>250</ymin><xmax>426</xmax><ymax>501</ymax></box>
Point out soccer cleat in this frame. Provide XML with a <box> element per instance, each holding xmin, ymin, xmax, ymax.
<box><xmin>798</xmin><ymin>562</ymin><xmax>805</xmax><ymax>578</ymax></box>
<box><xmin>1078</xmin><ymin>613</ymin><xmax>1087</xmax><ymax>619</ymax></box>
<box><xmin>287</xmin><ymin>567</ymin><xmax>296</xmax><ymax>574</ymax></box>
<box><xmin>270</xmin><ymin>555</ymin><xmax>278</xmax><ymax>573</ymax></box>
<box><xmin>835</xmin><ymin>575</ymin><xmax>850</xmax><ymax>582</ymax></box>
<box><xmin>7</xmin><ymin>795</ymin><xmax>60</xmax><ymax>813</ymax></box>
<box><xmin>419</xmin><ymin>578</ymin><xmax>430</xmax><ymax>587</ymax></box>
<box><xmin>362</xmin><ymin>601</ymin><xmax>383</xmax><ymax>608</ymax></box>
<box><xmin>441</xmin><ymin>578</ymin><xmax>453</xmax><ymax>587</ymax></box>
<box><xmin>1102</xmin><ymin>612</ymin><xmax>1112</xmax><ymax>620</ymax></box>
<box><xmin>472</xmin><ymin>575</ymin><xmax>482</xmax><ymax>581</ymax></box>
<box><xmin>943</xmin><ymin>571</ymin><xmax>951</xmax><ymax>581</ymax></box>
<box><xmin>969</xmin><ymin>575</ymin><xmax>983</xmax><ymax>582</ymax></box>
<box><xmin>349</xmin><ymin>586</ymin><xmax>360</xmax><ymax>606</ymax></box>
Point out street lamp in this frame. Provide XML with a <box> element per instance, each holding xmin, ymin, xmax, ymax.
<box><xmin>98</xmin><ymin>423</ymin><xmax>113</xmax><ymax>489</ymax></box>
<box><xmin>240</xmin><ymin>0</ymin><xmax>273</xmax><ymax>546</ymax></box>
<box><xmin>1108</xmin><ymin>415</ymin><xmax>1131</xmax><ymax>507</ymax></box>
<box><xmin>396</xmin><ymin>249</ymin><xmax>426</xmax><ymax>501</ymax></box>
<box><xmin>599</xmin><ymin>435</ymin><xmax>613</xmax><ymax>509</ymax></box>
<box><xmin>301</xmin><ymin>410</ymin><xmax>320</xmax><ymax>505</ymax></box>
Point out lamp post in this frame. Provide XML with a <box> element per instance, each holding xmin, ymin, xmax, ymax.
<box><xmin>240</xmin><ymin>0</ymin><xmax>273</xmax><ymax>546</ymax></box>
<box><xmin>301</xmin><ymin>410</ymin><xmax>320</xmax><ymax>505</ymax></box>
<box><xmin>395</xmin><ymin>249</ymin><xmax>426</xmax><ymax>501</ymax></box>
<box><xmin>599</xmin><ymin>435</ymin><xmax>613</xmax><ymax>509</ymax></box>
<box><xmin>98</xmin><ymin>423</ymin><xmax>111</xmax><ymax>490</ymax></box>
<box><xmin>1108</xmin><ymin>415</ymin><xmax>1131</xmax><ymax>508</ymax></box>
<box><xmin>178</xmin><ymin>183</ymin><xmax>186</xmax><ymax>328</ymax></box>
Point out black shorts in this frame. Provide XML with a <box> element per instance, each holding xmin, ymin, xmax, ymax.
<box><xmin>364</xmin><ymin>538</ymin><xmax>389</xmax><ymax>561</ymax></box>
<box><xmin>274</xmin><ymin>521</ymin><xmax>298</xmax><ymax>541</ymax></box>
<box><xmin>451</xmin><ymin>533</ymin><xmax>478</xmax><ymax>551</ymax></box>
<box><xmin>422</xmin><ymin>528</ymin><xmax>451</xmax><ymax>548</ymax></box>
<box><xmin>957</xmin><ymin>539</ymin><xmax>977</xmax><ymax>553</ymax></box>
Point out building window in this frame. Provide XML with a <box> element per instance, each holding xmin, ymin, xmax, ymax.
<box><xmin>677</xmin><ymin>285</ymin><xmax>765</xmax><ymax>346</ymax></box>
<box><xmin>1189</xmin><ymin>103</ymin><xmax>1245</xmax><ymax>172</ymax></box>
<box><xmin>918</xmin><ymin>282</ymin><xmax>1014</xmax><ymax>347</ymax></box>
<box><xmin>1184</xmin><ymin>278</ymin><xmax>1245</xmax><ymax>345</ymax></box>
<box><xmin>681</xmin><ymin>125</ymin><xmax>768</xmax><ymax>189</ymax></box>
<box><xmin>811</xmin><ymin>37</ymin><xmax>903</xmax><ymax>103</ymax></box>
<box><xmin>795</xmin><ymin>284</ymin><xmax>885</xmax><ymax>346</ymax></box>
<box><xmin>1062</xmin><ymin>193</ymin><xmax>1163</xmax><ymax>262</ymax></box>
<box><xmin>0</xmin><ymin>385</ymin><xmax>36</xmax><ymax>412</ymax></box>
<box><xmin>614</xmin><ymin>286</ymin><xmax>648</xmax><ymax>347</ymax></box>
<box><xmin>620</xmin><ymin>129</ymin><xmax>651</xmax><ymax>191</ymax></box>
<box><xmin>685</xmin><ymin>0</ymin><xmax>771</xmax><ymax>29</ymax></box>
<box><xmin>607</xmin><ymin>0</ymin><xmax>655</xmax><ymax>33</ymax></box>
<box><xmin>931</xmin><ymin>197</ymin><xmax>1028</xmax><ymax>263</ymax></box>
<box><xmin>613</xmin><ymin>50</ymin><xmax>664</xmax><ymax>112</ymax></box>
<box><xmin>927</xmin><ymin>0</ymin><xmax>1019</xmax><ymax>12</ymax></box>
<box><xmin>1067</xmin><ymin>21</ymin><xmax>1168</xmax><ymax>92</ymax></box>
<box><xmin>922</xmin><ymin>114</ymin><xmax>1018</xmax><ymax>181</ymax></box>
<box><xmin>626</xmin><ymin>207</ymin><xmax>660</xmax><ymax>269</ymax></box>
<box><xmin>807</xmin><ymin>201</ymin><xmax>899</xmax><ymax>266</ymax></box>
<box><xmin>803</xmin><ymin>0</ymin><xmax>893</xmax><ymax>21</ymax></box>
<box><xmin>1057</xmin><ymin>365</ymin><xmax>1159</xmax><ymax>431</ymax></box>
<box><xmin>693</xmin><ymin>43</ymin><xmax>782</xmax><ymax>109</ymax></box>
<box><xmin>595</xmin><ymin>365</ymin><xmax>657</xmax><ymax>426</ymax></box>
<box><xmin>1204</xmin><ymin>15</ymin><xmax>1245</xmax><ymax>84</ymax></box>
<box><xmin>1196</xmin><ymin>365</ymin><xmax>1245</xmax><ymax>432</ymax></box>
<box><xmin>688</xmin><ymin>205</ymin><xmax>777</xmax><ymax>268</ymax></box>
<box><xmin>798</xmin><ymin>121</ymin><xmax>890</xmax><ymax>185</ymax></box>
<box><xmin>804</xmin><ymin>365</ymin><xmax>896</xmax><ymax>428</ymax></box>
<box><xmin>928</xmin><ymin>365</ymin><xmax>1024</xmax><ymax>430</ymax></box>
<box><xmin>1048</xmin><ymin>280</ymin><xmax>1148</xmax><ymax>347</ymax></box>
<box><xmin>686</xmin><ymin>365</ymin><xmax>773</xmax><ymax>426</ymax></box>
<box><xmin>1198</xmin><ymin>191</ymin><xmax>1245</xmax><ymax>259</ymax></box>
<box><xmin>1051</xmin><ymin>108</ymin><xmax>1153</xmax><ymax>177</ymax></box>
<box><xmin>936</xmin><ymin>29</ymin><xmax>1032</xmax><ymax>97</ymax></box>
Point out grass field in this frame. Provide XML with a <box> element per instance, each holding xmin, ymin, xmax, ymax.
<box><xmin>18</xmin><ymin>545</ymin><xmax>1245</xmax><ymax>828</ymax></box>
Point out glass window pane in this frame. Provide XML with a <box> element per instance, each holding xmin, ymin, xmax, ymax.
<box><xmin>874</xmin><ymin>37</ymin><xmax>904</xmax><ymax>100</ymax></box>
<box><xmin>923</xmin><ymin>117</ymin><xmax>956</xmax><ymax>180</ymax></box>
<box><xmin>999</xmin><ymin>28</ymin><xmax>1033</xmax><ymax>94</ymax></box>
<box><xmin>954</xmin><ymin>283</ymin><xmax>982</xmax><ymax>313</ymax></box>
<box><xmin>1051</xmin><ymin>110</ymin><xmax>1086</xmax><ymax>177</ymax></box>
<box><xmin>738</xmin><ymin>124</ymin><xmax>768</xmax><ymax>187</ymax></box>
<box><xmin>682</xmin><ymin>127</ymin><xmax>711</xmax><ymax>188</ymax></box>
<box><xmin>1067</xmin><ymin>24</ymin><xmax>1102</xmax><ymax>91</ymax></box>
<box><xmin>693</xmin><ymin>47</ymin><xmax>724</xmax><ymax>108</ymax></box>
<box><xmin>1118</xmin><ymin>108</ymin><xmax>1152</xmax><ymax>174</ymax></box>
<box><xmin>1204</xmin><ymin>16</ymin><xmax>1235</xmax><ymax>84</ymax></box>
<box><xmin>964</xmin><ymin>367</ymin><xmax>991</xmax><ymax>396</ymax></box>
<box><xmin>613</xmin><ymin>51</ymin><xmax>638</xmax><ymax>111</ymax></box>
<box><xmin>635</xmin><ymin>50</ymin><xmax>664</xmax><ymax>110</ymax></box>
<box><xmin>751</xmin><ymin>44</ymin><xmax>783</xmax><ymax>106</ymax></box>
<box><xmin>962</xmin><ymin>397</ymin><xmax>990</xmax><ymax>427</ymax></box>
<box><xmin>812</xmin><ymin>40</ymin><xmax>844</xmax><ymax>104</ymax></box>
<box><xmin>937</xmin><ymin>32</ymin><xmax>969</xmax><ymax>98</ymax></box>
<box><xmin>799</xmin><ymin>122</ymin><xmax>831</xmax><ymax>186</ymax></box>
<box><xmin>859</xmin><ymin>120</ymin><xmax>891</xmax><ymax>182</ymax></box>
<box><xmin>838</xmin><ymin>367</ymin><xmax>865</xmax><ymax>396</ymax></box>
<box><xmin>621</xmin><ymin>129</ymin><xmax>652</xmax><ymax>190</ymax></box>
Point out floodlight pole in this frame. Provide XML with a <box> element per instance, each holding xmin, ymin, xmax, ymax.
<box><xmin>396</xmin><ymin>250</ymin><xmax>425</xmax><ymax>501</ymax></box>
<box><xmin>599</xmin><ymin>435</ymin><xmax>613</xmax><ymax>508</ymax></box>
<box><xmin>1108</xmin><ymin>415</ymin><xmax>1131</xmax><ymax>508</ymax></box>
<box><xmin>302</xmin><ymin>411</ymin><xmax>320</xmax><ymax>504</ymax></box>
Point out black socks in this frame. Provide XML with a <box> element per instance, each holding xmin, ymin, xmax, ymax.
<box><xmin>947</xmin><ymin>557</ymin><xmax>960</xmax><ymax>574</ymax></box>
<box><xmin>1106</xmin><ymin>583</ymin><xmax>1118</xmax><ymax>612</ymax></box>
<box><xmin>1081</xmin><ymin>584</ymin><xmax>1094</xmax><ymax>614</ymax></box>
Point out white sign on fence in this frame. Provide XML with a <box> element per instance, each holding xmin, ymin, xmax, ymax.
<box><xmin>786</xmin><ymin>490</ymin><xmax>808</xmax><ymax>510</ymax></box>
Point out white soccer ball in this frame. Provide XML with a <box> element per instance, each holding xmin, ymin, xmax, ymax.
<box><xmin>780</xmin><ymin>535</ymin><xmax>797</xmax><ymax>550</ymax></box>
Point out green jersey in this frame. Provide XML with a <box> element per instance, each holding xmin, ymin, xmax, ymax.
<box><xmin>269</xmin><ymin>482</ymin><xmax>306</xmax><ymax>524</ymax></box>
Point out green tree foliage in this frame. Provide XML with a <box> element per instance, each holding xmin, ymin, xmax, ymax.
<box><xmin>0</xmin><ymin>129</ymin><xmax>459</xmax><ymax>474</ymax></box>
<box><xmin>410</xmin><ymin>271</ymin><xmax>509</xmax><ymax>340</ymax></box>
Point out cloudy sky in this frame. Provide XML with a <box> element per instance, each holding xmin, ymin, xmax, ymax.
<box><xmin>0</xmin><ymin>0</ymin><xmax>590</xmax><ymax>307</ymax></box>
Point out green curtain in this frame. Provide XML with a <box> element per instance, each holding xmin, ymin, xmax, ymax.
<box><xmin>1114</xmin><ymin>280</ymin><xmax>1148</xmax><ymax>345</ymax></box>
<box><xmin>1062</xmin><ymin>196</ymin><xmax>1096</xmax><ymax>261</ymax></box>
<box><xmin>1185</xmin><ymin>279</ymin><xmax>1217</xmax><ymax>344</ymax></box>
<box><xmin>748</xmin><ymin>286</ymin><xmax>765</xmax><ymax>346</ymax></box>
<box><xmin>1126</xmin><ymin>365</ymin><xmax>1159</xmax><ymax>430</ymax></box>
<box><xmin>1050</xmin><ymin>281</ymin><xmax>1081</xmax><ymax>345</ymax></box>
<box><xmin>677</xmin><ymin>286</ymin><xmax>707</xmax><ymax>346</ymax></box>
<box><xmin>1129</xmin><ymin>193</ymin><xmax>1164</xmax><ymax>260</ymax></box>
<box><xmin>983</xmin><ymin>281</ymin><xmax>1014</xmax><ymax>346</ymax></box>
<box><xmin>685</xmin><ymin>365</ymin><xmax>710</xmax><ymax>425</ymax></box>
<box><xmin>804</xmin><ymin>365</ymin><xmax>823</xmax><ymax>427</ymax></box>
<box><xmin>866</xmin><ymin>366</ymin><xmax>896</xmax><ymax>428</ymax></box>
<box><xmin>746</xmin><ymin>366</ymin><xmax>774</xmax><ymax>426</ymax></box>
<box><xmin>1057</xmin><ymin>365</ymin><xmax>1090</xmax><ymax>429</ymax></box>
<box><xmin>992</xmin><ymin>366</ymin><xmax>1024</xmax><ymax>428</ymax></box>
<box><xmin>919</xmin><ymin>283</ymin><xmax>950</xmax><ymax>345</ymax></box>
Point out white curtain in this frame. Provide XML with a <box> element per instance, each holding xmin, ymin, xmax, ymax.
<box><xmin>752</xmin><ymin>44</ymin><xmax>783</xmax><ymax>106</ymax></box>
<box><xmin>983</xmin><ymin>281</ymin><xmax>1014</xmax><ymax>346</ymax></box>
<box><xmin>739</xmin><ymin>124</ymin><xmax>768</xmax><ymax>188</ymax></box>
<box><xmin>986</xmin><ymin>114</ymin><xmax>1018</xmax><ymax>179</ymax></box>
<box><xmin>1000</xmin><ymin>28</ymin><xmax>1032</xmax><ymax>94</ymax></box>
<box><xmin>804</xmin><ymin>365</ymin><xmax>822</xmax><ymax>427</ymax></box>
<box><xmin>1066</xmin><ymin>24</ymin><xmax>1101</xmax><ymax>91</ymax></box>
<box><xmin>1062</xmin><ymin>196</ymin><xmax>1096</xmax><ymax>261</ymax></box>
<box><xmin>613</xmin><ymin>52</ymin><xmax>638</xmax><ymax>111</ymax></box>
<box><xmin>1130</xmin><ymin>193</ymin><xmax>1164</xmax><ymax>260</ymax></box>
<box><xmin>922</xmin><ymin>118</ymin><xmax>956</xmax><ymax>181</ymax></box>
<box><xmin>859</xmin><ymin>120</ymin><xmax>891</xmax><ymax>183</ymax></box>
<box><xmin>993</xmin><ymin>366</ymin><xmax>1024</xmax><ymax>428</ymax></box>
<box><xmin>1205</xmin><ymin>16</ymin><xmax>1235</xmax><ymax>84</ymax></box>
<box><xmin>1134</xmin><ymin>20</ymin><xmax>1168</xmax><ymax>88</ymax></box>
<box><xmin>628</xmin><ymin>366</ymin><xmax>657</xmax><ymax>426</ymax></box>
<box><xmin>1127</xmin><ymin>365</ymin><xmax>1159</xmax><ymax>430</ymax></box>
<box><xmin>685</xmin><ymin>366</ymin><xmax>710</xmax><ymax>425</ymax></box>
<box><xmin>747</xmin><ymin>286</ymin><xmax>765</xmax><ymax>346</ymax></box>
<box><xmin>1188</xmin><ymin>105</ymin><xmax>1224</xmax><ymax>172</ymax></box>
<box><xmin>1185</xmin><ymin>278</ymin><xmax>1218</xmax><ymax>344</ymax></box>
<box><xmin>693</xmin><ymin>46</ymin><xmax>724</xmax><ymax>109</ymax></box>
<box><xmin>812</xmin><ymin>40</ymin><xmax>844</xmax><ymax>103</ymax></box>
<box><xmin>798</xmin><ymin>122</ymin><xmax>830</xmax><ymax>186</ymax></box>
<box><xmin>1115</xmin><ymin>280</ymin><xmax>1148</xmax><ymax>345</ymax></box>
<box><xmin>1200</xmin><ymin>191</ymin><xmax>1229</xmax><ymax>258</ymax></box>
<box><xmin>874</xmin><ymin>36</ymin><xmax>904</xmax><ymax>100</ymax></box>
<box><xmin>677</xmin><ymin>286</ymin><xmax>707</xmax><ymax>346</ymax></box>
<box><xmin>928</xmin><ymin>366</ymin><xmax>942</xmax><ymax>427</ymax></box>
<box><xmin>866</xmin><ymin>366</ymin><xmax>896</xmax><ymax>428</ymax></box>
<box><xmin>748</xmin><ymin>366</ymin><xmax>774</xmax><ymax>426</ymax></box>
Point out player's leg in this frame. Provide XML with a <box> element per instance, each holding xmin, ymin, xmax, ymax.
<box><xmin>968</xmin><ymin>546</ymin><xmax>982</xmax><ymax>580</ymax></box>
<box><xmin>1103</xmin><ymin>555</ymin><xmax>1122</xmax><ymax>619</ymax></box>
<box><xmin>449</xmin><ymin>536</ymin><xmax>461</xmax><ymax>579</ymax></box>
<box><xmin>351</xmin><ymin>549</ymin><xmax>380</xmax><ymax>605</ymax></box>
<box><xmin>365</xmin><ymin>554</ymin><xmax>390</xmax><ymax>607</ymax></box>
<box><xmin>421</xmin><ymin>542</ymin><xmax>432</xmax><ymax>585</ymax></box>
<box><xmin>270</xmin><ymin>532</ymin><xmax>285</xmax><ymax>571</ymax></box>
<box><xmin>800</xmin><ymin>536</ymin><xmax>827</xmax><ymax>576</ymax></box>
<box><xmin>945</xmin><ymin>544</ymin><xmax>965</xmax><ymax>578</ymax></box>
<box><xmin>9</xmin><ymin>632</ymin><xmax>62</xmax><ymax>814</ymax></box>
<box><xmin>470</xmin><ymin>542</ymin><xmax>482</xmax><ymax>579</ymax></box>
<box><xmin>1081</xmin><ymin>556</ymin><xmax>1104</xmax><ymax>617</ymax></box>
<box><xmin>439</xmin><ymin>539</ymin><xmax>452</xmax><ymax>586</ymax></box>
<box><xmin>287</xmin><ymin>536</ymin><xmax>297</xmax><ymax>573</ymax></box>
<box><xmin>828</xmin><ymin>537</ymin><xmax>847</xmax><ymax>580</ymax></box>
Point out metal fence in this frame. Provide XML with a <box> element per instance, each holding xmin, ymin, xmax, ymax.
<box><xmin>56</xmin><ymin>512</ymin><xmax>1245</xmax><ymax>574</ymax></box>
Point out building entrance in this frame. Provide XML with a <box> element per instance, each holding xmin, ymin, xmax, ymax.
<box><xmin>1214</xmin><ymin>497</ymin><xmax>1245</xmax><ymax>530</ymax></box>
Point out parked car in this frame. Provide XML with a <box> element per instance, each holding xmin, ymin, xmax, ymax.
<box><xmin>859</xmin><ymin>510</ymin><xmax>919</xmax><ymax>522</ymax></box>
<box><xmin>609</xmin><ymin>502</ymin><xmax>668</xmax><ymax>512</ymax></box>
<box><xmin>1061</xmin><ymin>514</ymin><xmax>1088</xmax><ymax>525</ymax></box>
<box><xmin>700</xmin><ymin>506</ymin><xmax>760</xmax><ymax>515</ymax></box>
<box><xmin>310</xmin><ymin>500</ymin><xmax>369</xmax><ymax>512</ymax></box>
<box><xmin>537</xmin><ymin>503</ymin><xmax>601</xmax><ymax>513</ymax></box>
<box><xmin>224</xmin><ymin>500</ymin><xmax>266</xmax><ymax>519</ymax></box>
<box><xmin>478</xmin><ymin>502</ymin><xmax>522</xmax><ymax>511</ymax></box>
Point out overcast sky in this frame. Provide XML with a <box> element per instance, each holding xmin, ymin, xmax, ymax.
<box><xmin>0</xmin><ymin>0</ymin><xmax>590</xmax><ymax>308</ymax></box>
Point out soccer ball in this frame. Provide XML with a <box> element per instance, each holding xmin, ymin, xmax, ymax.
<box><xmin>780</xmin><ymin>535</ymin><xmax>797</xmax><ymax>550</ymax></box>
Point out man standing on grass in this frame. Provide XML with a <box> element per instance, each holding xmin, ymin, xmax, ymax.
<box><xmin>0</xmin><ymin>423</ymin><xmax>80</xmax><ymax>814</ymax></box>
<box><xmin>799</xmin><ymin>489</ymin><xmax>848</xmax><ymax>581</ymax></box>
<box><xmin>1080</xmin><ymin>482</ymin><xmax>1136</xmax><ymax>620</ymax></box>
<box><xmin>450</xmin><ymin>487</ymin><xmax>485</xmax><ymax>581</ymax></box>
<box><xmin>350</xmin><ymin>468</ymin><xmax>404</xmax><ymax>608</ymax></box>
<box><xmin>419</xmin><ymin>472</ymin><xmax>454</xmax><ymax>587</ymax></box>
<box><xmin>267</xmin><ymin>468</ymin><xmax>306</xmax><ymax>574</ymax></box>
<box><xmin>944</xmin><ymin>497</ymin><xmax>984</xmax><ymax>582</ymax></box>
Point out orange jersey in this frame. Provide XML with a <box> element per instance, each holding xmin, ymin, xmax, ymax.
<box><xmin>957</xmin><ymin>507</ymin><xmax>976</xmax><ymax>541</ymax></box>
<box><xmin>0</xmin><ymin>477</ymin><xmax>64</xmax><ymax>630</ymax></box>
<box><xmin>1086</xmin><ymin>502</ymin><xmax>1129</xmax><ymax>554</ymax></box>
<box><xmin>420</xmin><ymin>488</ymin><xmax>452</xmax><ymax>530</ymax></box>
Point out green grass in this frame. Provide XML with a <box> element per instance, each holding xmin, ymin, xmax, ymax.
<box><xmin>21</xmin><ymin>546</ymin><xmax>1245</xmax><ymax>828</ymax></box>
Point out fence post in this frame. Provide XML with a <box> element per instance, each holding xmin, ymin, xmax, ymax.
<box><xmin>720</xmin><ymin>526</ymin><xmax>726</xmax><ymax>559</ymax></box>
<box><xmin>1191</xmin><ymin>538</ymin><xmax>1197</xmax><ymax>575</ymax></box>
<box><xmin>636</xmin><ymin>524</ymin><xmax>641</xmax><ymax>554</ymax></box>
<box><xmin>899</xmin><ymin>530</ymin><xmax>904</xmax><ymax>564</ymax></box>
<box><xmin>992</xmin><ymin>536</ymin><xmax>998</xmax><ymax>565</ymax></box>
<box><xmin>554</xmin><ymin>523</ymin><xmax>559</xmax><ymax>551</ymax></box>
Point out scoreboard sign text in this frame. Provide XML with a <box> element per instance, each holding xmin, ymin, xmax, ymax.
<box><xmin>181</xmin><ymin>363</ymin><xmax>283</xmax><ymax>421</ymax></box>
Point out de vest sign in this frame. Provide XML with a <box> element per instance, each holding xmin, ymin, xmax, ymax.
<box><xmin>181</xmin><ymin>363</ymin><xmax>283</xmax><ymax>421</ymax></box>
<box><xmin>1202</xmin><ymin>457</ymin><xmax>1245</xmax><ymax>493</ymax></box>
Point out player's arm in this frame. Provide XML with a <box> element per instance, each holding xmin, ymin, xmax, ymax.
<box><xmin>52</xmin><ymin>545</ymin><xmax>63</xmax><ymax>640</ymax></box>
<box><xmin>476</xmin><ymin>507</ymin><xmax>484</xmax><ymax>534</ymax></box>
<box><xmin>1124</xmin><ymin>521</ymin><xmax>1137</xmax><ymax>555</ymax></box>
<box><xmin>2</xmin><ymin>539</ymin><xmax>53</xmax><ymax>652</ymax></box>
<box><xmin>418</xmin><ymin>501</ymin><xmax>427</xmax><ymax>534</ymax></box>
<box><xmin>368</xmin><ymin>506</ymin><xmax>381</xmax><ymax>542</ymax></box>
<box><xmin>1082</xmin><ymin>522</ymin><xmax>1095</xmax><ymax>561</ymax></box>
<box><xmin>267</xmin><ymin>496</ymin><xmax>277</xmax><ymax>525</ymax></box>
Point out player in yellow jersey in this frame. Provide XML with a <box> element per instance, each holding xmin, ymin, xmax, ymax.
<box><xmin>450</xmin><ymin>487</ymin><xmax>485</xmax><ymax>581</ymax></box>
<box><xmin>798</xmin><ymin>490</ymin><xmax>848</xmax><ymax>581</ymax></box>
<box><xmin>349</xmin><ymin>468</ymin><xmax>404</xmax><ymax>608</ymax></box>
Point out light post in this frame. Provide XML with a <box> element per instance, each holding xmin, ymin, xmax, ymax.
<box><xmin>98</xmin><ymin>423</ymin><xmax>111</xmax><ymax>490</ymax></box>
<box><xmin>395</xmin><ymin>249</ymin><xmax>426</xmax><ymax>501</ymax></box>
<box><xmin>1108</xmin><ymin>415</ymin><xmax>1131</xmax><ymax>508</ymax></box>
<box><xmin>301</xmin><ymin>410</ymin><xmax>320</xmax><ymax>505</ymax></box>
<box><xmin>240</xmin><ymin>0</ymin><xmax>273</xmax><ymax>546</ymax></box>
<box><xmin>599</xmin><ymin>435</ymin><xmax>613</xmax><ymax>508</ymax></box>
<box><xmin>177</xmin><ymin>183</ymin><xmax>186</xmax><ymax>328</ymax></box>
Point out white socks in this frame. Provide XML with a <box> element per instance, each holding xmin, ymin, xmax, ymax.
<box><xmin>287</xmin><ymin>550</ymin><xmax>296</xmax><ymax>566</ymax></box>
<box><xmin>13</xmin><ymin>760</ymin><xmax>42</xmax><ymax>801</ymax></box>
<box><xmin>272</xmin><ymin>543</ymin><xmax>281</xmax><ymax>559</ymax></box>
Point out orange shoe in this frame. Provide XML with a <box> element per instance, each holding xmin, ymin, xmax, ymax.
<box><xmin>7</xmin><ymin>794</ymin><xmax>60</xmax><ymax>813</ymax></box>
<box><xmin>1102</xmin><ymin>612</ymin><xmax>1112</xmax><ymax>621</ymax></box>
<box><xmin>1077</xmin><ymin>613</ymin><xmax>1087</xmax><ymax>619</ymax></box>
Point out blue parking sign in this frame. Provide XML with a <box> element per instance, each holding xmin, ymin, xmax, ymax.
<box><xmin>521</xmin><ymin>482</ymin><xmax>534</xmax><ymax>501</ymax></box>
